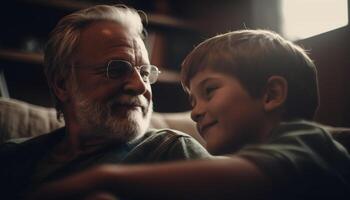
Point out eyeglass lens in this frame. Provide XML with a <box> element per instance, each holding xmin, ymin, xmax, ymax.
<box><xmin>107</xmin><ymin>60</ymin><xmax>133</xmax><ymax>79</ymax></box>
<box><xmin>107</xmin><ymin>60</ymin><xmax>159</xmax><ymax>84</ymax></box>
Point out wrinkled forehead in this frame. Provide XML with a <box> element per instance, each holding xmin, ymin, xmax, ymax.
<box><xmin>96</xmin><ymin>29</ymin><xmax>147</xmax><ymax>56</ymax></box>
<box><xmin>82</xmin><ymin>20</ymin><xmax>142</xmax><ymax>45</ymax></box>
<box><xmin>74</xmin><ymin>20</ymin><xmax>148</xmax><ymax>63</ymax></box>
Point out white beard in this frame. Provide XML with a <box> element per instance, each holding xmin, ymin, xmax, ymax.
<box><xmin>73</xmin><ymin>90</ymin><xmax>152</xmax><ymax>143</ymax></box>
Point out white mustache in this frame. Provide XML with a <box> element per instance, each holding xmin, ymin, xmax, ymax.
<box><xmin>107</xmin><ymin>96</ymin><xmax>149</xmax><ymax>112</ymax></box>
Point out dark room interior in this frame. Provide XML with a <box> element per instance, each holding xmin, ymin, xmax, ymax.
<box><xmin>1</xmin><ymin>0</ymin><xmax>349</xmax><ymax>127</ymax></box>
<box><xmin>1</xmin><ymin>1</ymin><xmax>350</xmax><ymax>199</ymax></box>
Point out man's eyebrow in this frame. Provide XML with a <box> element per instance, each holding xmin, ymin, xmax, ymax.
<box><xmin>105</xmin><ymin>38</ymin><xmax>131</xmax><ymax>48</ymax></box>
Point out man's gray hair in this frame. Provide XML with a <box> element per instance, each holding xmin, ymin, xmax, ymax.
<box><xmin>44</xmin><ymin>4</ymin><xmax>145</xmax><ymax>119</ymax></box>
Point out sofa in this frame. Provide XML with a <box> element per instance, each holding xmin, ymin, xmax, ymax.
<box><xmin>0</xmin><ymin>97</ymin><xmax>204</xmax><ymax>145</ymax></box>
<box><xmin>1</xmin><ymin>97</ymin><xmax>349</xmax><ymax>152</ymax></box>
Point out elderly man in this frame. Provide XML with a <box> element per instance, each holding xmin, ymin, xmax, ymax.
<box><xmin>0</xmin><ymin>5</ymin><xmax>209</xmax><ymax>200</ymax></box>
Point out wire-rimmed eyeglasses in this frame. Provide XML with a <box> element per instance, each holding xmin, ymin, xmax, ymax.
<box><xmin>74</xmin><ymin>60</ymin><xmax>161</xmax><ymax>84</ymax></box>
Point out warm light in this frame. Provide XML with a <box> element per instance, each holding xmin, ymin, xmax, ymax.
<box><xmin>281</xmin><ymin>0</ymin><xmax>348</xmax><ymax>40</ymax></box>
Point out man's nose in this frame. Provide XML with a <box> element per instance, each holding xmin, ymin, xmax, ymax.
<box><xmin>123</xmin><ymin>68</ymin><xmax>147</xmax><ymax>95</ymax></box>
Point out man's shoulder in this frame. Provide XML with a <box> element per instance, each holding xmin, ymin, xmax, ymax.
<box><xmin>129</xmin><ymin>128</ymin><xmax>196</xmax><ymax>149</ymax></box>
<box><xmin>144</xmin><ymin>128</ymin><xmax>192</xmax><ymax>140</ymax></box>
<box><xmin>0</xmin><ymin>127</ymin><xmax>65</xmax><ymax>155</ymax></box>
<box><xmin>0</xmin><ymin>127</ymin><xmax>66</xmax><ymax>183</ymax></box>
<box><xmin>124</xmin><ymin>128</ymin><xmax>209</xmax><ymax>163</ymax></box>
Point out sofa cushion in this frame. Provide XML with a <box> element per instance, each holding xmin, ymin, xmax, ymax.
<box><xmin>0</xmin><ymin>98</ymin><xmax>203</xmax><ymax>144</ymax></box>
<box><xmin>0</xmin><ymin>98</ymin><xmax>64</xmax><ymax>143</ymax></box>
<box><xmin>1</xmin><ymin>98</ymin><xmax>349</xmax><ymax>152</ymax></box>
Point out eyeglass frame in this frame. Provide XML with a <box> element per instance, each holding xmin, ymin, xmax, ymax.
<box><xmin>72</xmin><ymin>60</ymin><xmax>161</xmax><ymax>84</ymax></box>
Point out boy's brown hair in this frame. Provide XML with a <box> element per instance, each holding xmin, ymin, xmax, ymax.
<box><xmin>181</xmin><ymin>29</ymin><xmax>319</xmax><ymax>120</ymax></box>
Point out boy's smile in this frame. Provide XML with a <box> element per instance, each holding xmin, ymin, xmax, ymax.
<box><xmin>189</xmin><ymin>67</ymin><xmax>266</xmax><ymax>155</ymax></box>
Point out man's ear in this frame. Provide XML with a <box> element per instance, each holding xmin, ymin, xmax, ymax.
<box><xmin>52</xmin><ymin>76</ymin><xmax>70</xmax><ymax>103</ymax></box>
<box><xmin>262</xmin><ymin>76</ymin><xmax>288</xmax><ymax>112</ymax></box>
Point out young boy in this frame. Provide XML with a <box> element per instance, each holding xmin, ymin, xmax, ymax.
<box><xmin>30</xmin><ymin>29</ymin><xmax>350</xmax><ymax>200</ymax></box>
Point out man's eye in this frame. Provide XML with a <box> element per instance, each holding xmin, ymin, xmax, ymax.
<box><xmin>140</xmin><ymin>70</ymin><xmax>150</xmax><ymax>78</ymax></box>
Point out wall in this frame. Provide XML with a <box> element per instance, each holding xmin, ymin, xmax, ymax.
<box><xmin>299</xmin><ymin>26</ymin><xmax>350</xmax><ymax>127</ymax></box>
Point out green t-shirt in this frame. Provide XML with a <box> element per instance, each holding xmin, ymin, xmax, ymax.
<box><xmin>0</xmin><ymin>127</ymin><xmax>210</xmax><ymax>200</ymax></box>
<box><xmin>237</xmin><ymin>120</ymin><xmax>350</xmax><ymax>199</ymax></box>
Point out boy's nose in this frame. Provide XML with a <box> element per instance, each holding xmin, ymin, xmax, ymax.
<box><xmin>191</xmin><ymin>102</ymin><xmax>205</xmax><ymax>123</ymax></box>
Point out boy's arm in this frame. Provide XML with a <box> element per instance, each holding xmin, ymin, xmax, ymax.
<box><xmin>28</xmin><ymin>156</ymin><xmax>272</xmax><ymax>200</ymax></box>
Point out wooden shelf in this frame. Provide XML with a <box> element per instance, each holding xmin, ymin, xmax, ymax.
<box><xmin>0</xmin><ymin>49</ymin><xmax>43</xmax><ymax>64</ymax></box>
<box><xmin>148</xmin><ymin>13</ymin><xmax>194</xmax><ymax>30</ymax></box>
<box><xmin>23</xmin><ymin>0</ymin><xmax>94</xmax><ymax>11</ymax></box>
<box><xmin>0</xmin><ymin>49</ymin><xmax>181</xmax><ymax>83</ymax></box>
<box><xmin>158</xmin><ymin>69</ymin><xmax>180</xmax><ymax>83</ymax></box>
<box><xmin>24</xmin><ymin>0</ymin><xmax>195</xmax><ymax>30</ymax></box>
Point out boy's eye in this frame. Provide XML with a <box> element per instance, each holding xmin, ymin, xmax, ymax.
<box><xmin>204</xmin><ymin>86</ymin><xmax>217</xmax><ymax>98</ymax></box>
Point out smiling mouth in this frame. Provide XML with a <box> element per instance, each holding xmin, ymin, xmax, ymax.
<box><xmin>198</xmin><ymin>121</ymin><xmax>218</xmax><ymax>136</ymax></box>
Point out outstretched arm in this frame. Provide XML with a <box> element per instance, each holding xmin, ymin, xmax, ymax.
<box><xmin>28</xmin><ymin>156</ymin><xmax>272</xmax><ymax>200</ymax></box>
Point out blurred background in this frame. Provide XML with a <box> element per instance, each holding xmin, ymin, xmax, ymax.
<box><xmin>0</xmin><ymin>0</ymin><xmax>349</xmax><ymax>127</ymax></box>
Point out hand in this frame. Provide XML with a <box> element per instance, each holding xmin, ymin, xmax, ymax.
<box><xmin>27</xmin><ymin>165</ymin><xmax>116</xmax><ymax>200</ymax></box>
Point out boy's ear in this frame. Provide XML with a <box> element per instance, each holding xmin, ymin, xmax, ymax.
<box><xmin>262</xmin><ymin>76</ymin><xmax>288</xmax><ymax>112</ymax></box>
<box><xmin>52</xmin><ymin>76</ymin><xmax>70</xmax><ymax>103</ymax></box>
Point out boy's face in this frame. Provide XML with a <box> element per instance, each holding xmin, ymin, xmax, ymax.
<box><xmin>189</xmin><ymin>68</ymin><xmax>267</xmax><ymax>155</ymax></box>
